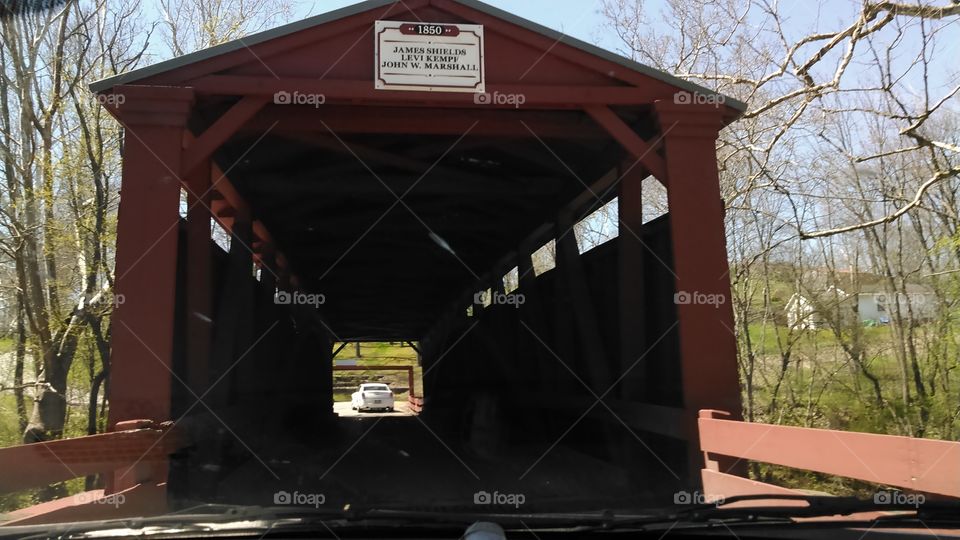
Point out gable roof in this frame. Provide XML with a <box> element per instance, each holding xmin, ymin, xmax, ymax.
<box><xmin>89</xmin><ymin>0</ymin><xmax>746</xmax><ymax>112</ymax></box>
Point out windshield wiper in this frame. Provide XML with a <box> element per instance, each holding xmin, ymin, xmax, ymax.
<box><xmin>3</xmin><ymin>504</ymin><xmax>627</xmax><ymax>539</ymax></box>
<box><xmin>5</xmin><ymin>496</ymin><xmax>958</xmax><ymax>538</ymax></box>
<box><xmin>678</xmin><ymin>494</ymin><xmax>957</xmax><ymax>519</ymax></box>
<box><xmin>581</xmin><ymin>494</ymin><xmax>960</xmax><ymax>532</ymax></box>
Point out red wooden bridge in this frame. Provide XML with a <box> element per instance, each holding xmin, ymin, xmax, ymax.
<box><xmin>2</xmin><ymin>0</ymin><xmax>957</xmax><ymax>526</ymax></box>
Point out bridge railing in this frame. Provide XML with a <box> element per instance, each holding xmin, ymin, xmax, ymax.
<box><xmin>0</xmin><ymin>420</ymin><xmax>187</xmax><ymax>526</ymax></box>
<box><xmin>699</xmin><ymin>409</ymin><xmax>960</xmax><ymax>503</ymax></box>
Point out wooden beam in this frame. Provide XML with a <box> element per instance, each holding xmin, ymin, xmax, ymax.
<box><xmin>0</xmin><ymin>424</ymin><xmax>186</xmax><ymax>493</ymax></box>
<box><xmin>181</xmin><ymin>96</ymin><xmax>269</xmax><ymax>177</ymax></box>
<box><xmin>618</xmin><ymin>159</ymin><xmax>647</xmax><ymax>401</ymax></box>
<box><xmin>517</xmin><ymin>250</ymin><xmax>552</xmax><ymax>388</ymax></box>
<box><xmin>185</xmin><ymin>158</ymin><xmax>213</xmax><ymax>397</ymax></box>
<box><xmin>557</xmin><ymin>210</ymin><xmax>613</xmax><ymax>391</ymax></box>
<box><xmin>585</xmin><ymin>105</ymin><xmax>667</xmax><ymax>182</ymax></box>
<box><xmin>331</xmin><ymin>341</ymin><xmax>349</xmax><ymax>359</ymax></box>
<box><xmin>656</xmin><ymin>102</ymin><xmax>741</xmax><ymax>482</ymax></box>
<box><xmin>190</xmin><ymin>76</ymin><xmax>671</xmax><ymax>108</ymax></box>
<box><xmin>241</xmin><ymin>106</ymin><xmax>607</xmax><ymax>138</ymax></box>
<box><xmin>108</xmin><ymin>95</ymin><xmax>191</xmax><ymax>428</ymax></box>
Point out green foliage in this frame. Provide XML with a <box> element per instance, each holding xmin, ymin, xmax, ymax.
<box><xmin>331</xmin><ymin>342</ymin><xmax>422</xmax><ymax>399</ymax></box>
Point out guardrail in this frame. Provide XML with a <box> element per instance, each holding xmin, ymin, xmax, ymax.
<box><xmin>408</xmin><ymin>396</ymin><xmax>424</xmax><ymax>413</ymax></box>
<box><xmin>0</xmin><ymin>420</ymin><xmax>188</xmax><ymax>526</ymax></box>
<box><xmin>699</xmin><ymin>409</ymin><xmax>960</xmax><ymax>502</ymax></box>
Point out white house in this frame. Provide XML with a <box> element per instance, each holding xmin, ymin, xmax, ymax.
<box><xmin>786</xmin><ymin>284</ymin><xmax>936</xmax><ymax>330</ymax></box>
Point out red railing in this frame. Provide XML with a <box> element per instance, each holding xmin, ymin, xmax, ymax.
<box><xmin>408</xmin><ymin>395</ymin><xmax>424</xmax><ymax>413</ymax></box>
<box><xmin>0</xmin><ymin>420</ymin><xmax>187</xmax><ymax>526</ymax></box>
<box><xmin>699</xmin><ymin>409</ymin><xmax>960</xmax><ymax>504</ymax></box>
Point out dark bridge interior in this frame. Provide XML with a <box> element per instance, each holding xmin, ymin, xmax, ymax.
<box><xmin>209</xmin><ymin>105</ymin><xmax>656</xmax><ymax>339</ymax></box>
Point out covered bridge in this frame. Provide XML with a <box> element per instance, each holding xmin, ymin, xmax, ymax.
<box><xmin>88</xmin><ymin>0</ymin><xmax>743</xmax><ymax>511</ymax></box>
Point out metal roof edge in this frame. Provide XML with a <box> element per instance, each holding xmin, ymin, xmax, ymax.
<box><xmin>89</xmin><ymin>0</ymin><xmax>397</xmax><ymax>93</ymax></box>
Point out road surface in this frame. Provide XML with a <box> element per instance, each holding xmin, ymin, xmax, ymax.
<box><xmin>333</xmin><ymin>400</ymin><xmax>414</xmax><ymax>417</ymax></box>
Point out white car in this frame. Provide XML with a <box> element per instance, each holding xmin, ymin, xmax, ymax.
<box><xmin>351</xmin><ymin>383</ymin><xmax>395</xmax><ymax>412</ymax></box>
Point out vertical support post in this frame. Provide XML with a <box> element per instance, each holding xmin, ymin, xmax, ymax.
<box><xmin>108</xmin><ymin>87</ymin><xmax>193</xmax><ymax>427</ymax></box>
<box><xmin>618</xmin><ymin>160</ymin><xmax>647</xmax><ymax>400</ymax></box>
<box><xmin>185</xmin><ymin>161</ymin><xmax>213</xmax><ymax>397</ymax></box>
<box><xmin>517</xmin><ymin>249</ymin><xmax>551</xmax><ymax>388</ymax></box>
<box><xmin>407</xmin><ymin>366</ymin><xmax>415</xmax><ymax>398</ymax></box>
<box><xmin>654</xmin><ymin>101</ymin><xmax>743</xmax><ymax>483</ymax></box>
<box><xmin>557</xmin><ymin>211</ymin><xmax>612</xmax><ymax>391</ymax></box>
<box><xmin>210</xmin><ymin>212</ymin><xmax>253</xmax><ymax>407</ymax></box>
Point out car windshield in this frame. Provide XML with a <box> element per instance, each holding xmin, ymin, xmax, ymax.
<box><xmin>1</xmin><ymin>0</ymin><xmax>959</xmax><ymax>535</ymax></box>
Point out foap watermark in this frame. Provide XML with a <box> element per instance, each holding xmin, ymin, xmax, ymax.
<box><xmin>474</xmin><ymin>290</ymin><xmax>526</xmax><ymax>309</ymax></box>
<box><xmin>473</xmin><ymin>91</ymin><xmax>526</xmax><ymax>108</ymax></box>
<box><xmin>474</xmin><ymin>490</ymin><xmax>526</xmax><ymax>508</ymax></box>
<box><xmin>274</xmin><ymin>290</ymin><xmax>326</xmax><ymax>308</ymax></box>
<box><xmin>92</xmin><ymin>92</ymin><xmax>126</xmax><ymax>108</ymax></box>
<box><xmin>874</xmin><ymin>490</ymin><xmax>925</xmax><ymax>508</ymax></box>
<box><xmin>273</xmin><ymin>90</ymin><xmax>326</xmax><ymax>108</ymax></box>
<box><xmin>274</xmin><ymin>490</ymin><xmax>326</xmax><ymax>508</ymax></box>
<box><xmin>77</xmin><ymin>492</ymin><xmax>126</xmax><ymax>508</ymax></box>
<box><xmin>673</xmin><ymin>490</ymin><xmax>724</xmax><ymax>506</ymax></box>
<box><xmin>674</xmin><ymin>290</ymin><xmax>726</xmax><ymax>308</ymax></box>
<box><xmin>81</xmin><ymin>291</ymin><xmax>125</xmax><ymax>309</ymax></box>
<box><xmin>673</xmin><ymin>90</ymin><xmax>725</xmax><ymax>108</ymax></box>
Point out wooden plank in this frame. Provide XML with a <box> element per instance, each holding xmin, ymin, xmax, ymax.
<box><xmin>2</xmin><ymin>482</ymin><xmax>166</xmax><ymax>526</ymax></box>
<box><xmin>699</xmin><ymin>414</ymin><xmax>960</xmax><ymax>497</ymax></box>
<box><xmin>0</xmin><ymin>427</ymin><xmax>185</xmax><ymax>493</ymax></box>
<box><xmin>190</xmin><ymin>76</ymin><xmax>671</xmax><ymax>107</ymax></box>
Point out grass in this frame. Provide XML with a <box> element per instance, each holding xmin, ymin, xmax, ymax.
<box><xmin>332</xmin><ymin>342</ymin><xmax>422</xmax><ymax>400</ymax></box>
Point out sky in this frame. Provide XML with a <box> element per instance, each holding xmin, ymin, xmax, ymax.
<box><xmin>133</xmin><ymin>0</ymin><xmax>958</xmax><ymax>120</ymax></box>
<box><xmin>295</xmin><ymin>0</ymin><xmax>623</xmax><ymax>53</ymax></box>
<box><xmin>136</xmin><ymin>0</ymin><xmax>958</xmax><ymax>96</ymax></box>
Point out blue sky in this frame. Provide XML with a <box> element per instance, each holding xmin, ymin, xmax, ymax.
<box><xmin>136</xmin><ymin>0</ymin><xmax>957</xmax><ymax>106</ymax></box>
<box><xmin>297</xmin><ymin>0</ymin><xmax>622</xmax><ymax>51</ymax></box>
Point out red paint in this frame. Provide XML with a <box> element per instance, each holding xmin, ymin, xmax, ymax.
<box><xmin>699</xmin><ymin>410</ymin><xmax>960</xmax><ymax>498</ymax></box>
<box><xmin>108</xmin><ymin>88</ymin><xmax>193</xmax><ymax>427</ymax></box>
